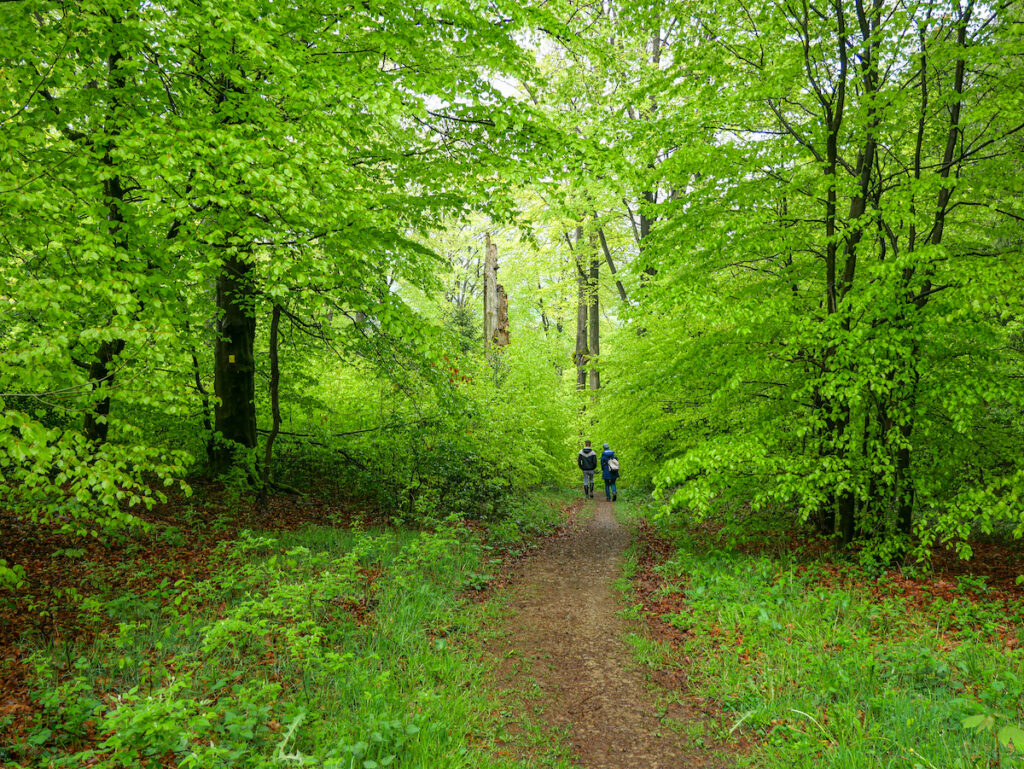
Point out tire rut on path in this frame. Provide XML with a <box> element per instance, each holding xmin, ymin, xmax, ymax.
<box><xmin>492</xmin><ymin>499</ymin><xmax>722</xmax><ymax>769</ymax></box>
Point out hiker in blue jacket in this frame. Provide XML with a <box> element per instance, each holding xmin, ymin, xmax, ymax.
<box><xmin>600</xmin><ymin>443</ymin><xmax>619</xmax><ymax>502</ymax></box>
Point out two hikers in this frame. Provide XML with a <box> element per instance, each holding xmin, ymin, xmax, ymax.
<box><xmin>577</xmin><ymin>440</ymin><xmax>619</xmax><ymax>501</ymax></box>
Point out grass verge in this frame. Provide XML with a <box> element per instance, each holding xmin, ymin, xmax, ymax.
<box><xmin>3</xmin><ymin>490</ymin><xmax>572</xmax><ymax>768</ymax></box>
<box><xmin>625</xmin><ymin>500</ymin><xmax>1024</xmax><ymax>769</ymax></box>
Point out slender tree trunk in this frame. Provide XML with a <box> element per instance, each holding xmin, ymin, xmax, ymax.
<box><xmin>190</xmin><ymin>347</ymin><xmax>214</xmax><ymax>466</ymax></box>
<box><xmin>495</xmin><ymin>283</ymin><xmax>510</xmax><ymax>347</ymax></box>
<box><xmin>895</xmin><ymin>422</ymin><xmax>915</xmax><ymax>536</ymax></box>
<box><xmin>811</xmin><ymin>387</ymin><xmax>836</xmax><ymax>536</ymax></box>
<box><xmin>637</xmin><ymin>26</ymin><xmax>662</xmax><ymax>277</ymax></box>
<box><xmin>210</xmin><ymin>250</ymin><xmax>257</xmax><ymax>473</ymax></box>
<box><xmin>891</xmin><ymin>2</ymin><xmax>970</xmax><ymax>541</ymax></box>
<box><xmin>596</xmin><ymin>225</ymin><xmax>628</xmax><ymax>303</ymax></box>
<box><xmin>573</xmin><ymin>227</ymin><xmax>588</xmax><ymax>391</ymax></box>
<box><xmin>262</xmin><ymin>304</ymin><xmax>283</xmax><ymax>491</ymax></box>
<box><xmin>588</xmin><ymin>232</ymin><xmax>600</xmax><ymax>391</ymax></box>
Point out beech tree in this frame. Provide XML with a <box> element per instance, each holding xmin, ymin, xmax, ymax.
<box><xmin>0</xmin><ymin>0</ymin><xmax>542</xmax><ymax>527</ymax></box>
<box><xmin>602</xmin><ymin>0</ymin><xmax>1024</xmax><ymax>558</ymax></box>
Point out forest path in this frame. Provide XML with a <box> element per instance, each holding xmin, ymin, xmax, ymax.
<box><xmin>489</xmin><ymin>498</ymin><xmax>724</xmax><ymax>768</ymax></box>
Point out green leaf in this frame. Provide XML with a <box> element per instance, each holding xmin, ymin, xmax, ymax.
<box><xmin>997</xmin><ymin>724</ymin><xmax>1024</xmax><ymax>749</ymax></box>
<box><xmin>962</xmin><ymin>714</ymin><xmax>996</xmax><ymax>731</ymax></box>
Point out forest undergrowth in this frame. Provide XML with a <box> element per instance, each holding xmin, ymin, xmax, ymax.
<box><xmin>0</xmin><ymin>485</ymin><xmax>575</xmax><ymax>768</ymax></box>
<box><xmin>622</xmin><ymin>500</ymin><xmax>1024</xmax><ymax>769</ymax></box>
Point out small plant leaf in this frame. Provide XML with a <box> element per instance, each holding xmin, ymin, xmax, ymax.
<box><xmin>997</xmin><ymin>724</ymin><xmax>1024</xmax><ymax>749</ymax></box>
<box><xmin>962</xmin><ymin>714</ymin><xmax>996</xmax><ymax>731</ymax></box>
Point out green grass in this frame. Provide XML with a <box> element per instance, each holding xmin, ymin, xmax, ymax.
<box><xmin>634</xmin><ymin>512</ymin><xmax>1024</xmax><ymax>769</ymax></box>
<box><xmin>10</xmin><ymin>492</ymin><xmax>571</xmax><ymax>768</ymax></box>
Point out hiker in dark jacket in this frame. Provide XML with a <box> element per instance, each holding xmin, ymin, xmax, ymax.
<box><xmin>577</xmin><ymin>440</ymin><xmax>598</xmax><ymax>498</ymax></box>
<box><xmin>600</xmin><ymin>443</ymin><xmax>619</xmax><ymax>501</ymax></box>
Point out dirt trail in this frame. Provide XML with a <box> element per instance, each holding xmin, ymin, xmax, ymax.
<box><xmin>492</xmin><ymin>499</ymin><xmax>723</xmax><ymax>768</ymax></box>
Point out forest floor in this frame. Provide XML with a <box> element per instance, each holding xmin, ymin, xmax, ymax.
<box><xmin>5</xmin><ymin>485</ymin><xmax>1024</xmax><ymax>766</ymax></box>
<box><xmin>488</xmin><ymin>497</ymin><xmax>737</xmax><ymax>769</ymax></box>
<box><xmin>0</xmin><ymin>483</ymin><xmax>383</xmax><ymax>757</ymax></box>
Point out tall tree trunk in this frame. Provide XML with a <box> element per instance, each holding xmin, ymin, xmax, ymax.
<box><xmin>892</xmin><ymin>1</ymin><xmax>971</xmax><ymax>539</ymax></box>
<box><xmin>636</xmin><ymin>26</ymin><xmax>663</xmax><ymax>278</ymax></box>
<box><xmin>895</xmin><ymin>426</ymin><xmax>915</xmax><ymax>537</ymax></box>
<box><xmin>588</xmin><ymin>232</ymin><xmax>600</xmax><ymax>392</ymax></box>
<box><xmin>573</xmin><ymin>227</ymin><xmax>588</xmax><ymax>391</ymax></box>
<box><xmin>495</xmin><ymin>283</ymin><xmax>510</xmax><ymax>347</ymax></box>
<box><xmin>210</xmin><ymin>250</ymin><xmax>257</xmax><ymax>473</ymax></box>
<box><xmin>818</xmin><ymin>1</ymin><xmax>852</xmax><ymax>543</ymax></box>
<box><xmin>262</xmin><ymin>304</ymin><xmax>283</xmax><ymax>494</ymax></box>
<box><xmin>835</xmin><ymin>412</ymin><xmax>856</xmax><ymax>546</ymax></box>
<box><xmin>84</xmin><ymin>36</ymin><xmax>128</xmax><ymax>444</ymax></box>
<box><xmin>811</xmin><ymin>388</ymin><xmax>836</xmax><ymax>536</ymax></box>
<box><xmin>190</xmin><ymin>347</ymin><xmax>214</xmax><ymax>466</ymax></box>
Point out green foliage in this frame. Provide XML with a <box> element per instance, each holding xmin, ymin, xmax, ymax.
<box><xmin>0</xmin><ymin>559</ymin><xmax>27</xmax><ymax>591</ymax></box>
<box><xmin>15</xmin><ymin>493</ymin><xmax>566</xmax><ymax>767</ymax></box>
<box><xmin>598</xmin><ymin>0</ymin><xmax>1024</xmax><ymax>556</ymax></box>
<box><xmin>0</xmin><ymin>409</ymin><xmax>188</xmax><ymax>535</ymax></box>
<box><xmin>265</xmin><ymin>316</ymin><xmax>577</xmax><ymax>521</ymax></box>
<box><xmin>0</xmin><ymin>0</ymin><xmax>555</xmax><ymax>537</ymax></box>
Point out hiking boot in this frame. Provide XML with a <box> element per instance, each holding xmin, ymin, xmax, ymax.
<box><xmin>613</xmin><ymin>493</ymin><xmax>617</xmax><ymax>501</ymax></box>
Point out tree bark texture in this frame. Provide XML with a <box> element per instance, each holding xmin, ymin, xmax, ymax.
<box><xmin>262</xmin><ymin>304</ymin><xmax>283</xmax><ymax>486</ymax></box>
<box><xmin>83</xmin><ymin>339</ymin><xmax>126</xmax><ymax>443</ymax></box>
<box><xmin>210</xmin><ymin>250</ymin><xmax>258</xmax><ymax>473</ymax></box>
<box><xmin>588</xmin><ymin>232</ymin><xmax>600</xmax><ymax>392</ymax></box>
<box><xmin>573</xmin><ymin>227</ymin><xmax>588</xmax><ymax>391</ymax></box>
<box><xmin>495</xmin><ymin>283</ymin><xmax>510</xmax><ymax>346</ymax></box>
<box><xmin>597</xmin><ymin>226</ymin><xmax>628</xmax><ymax>304</ymax></box>
<box><xmin>483</xmin><ymin>232</ymin><xmax>499</xmax><ymax>348</ymax></box>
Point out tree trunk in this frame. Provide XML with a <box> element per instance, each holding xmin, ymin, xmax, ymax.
<box><xmin>819</xmin><ymin>4</ymin><xmax>850</xmax><ymax>542</ymax></box>
<box><xmin>495</xmin><ymin>283</ymin><xmax>510</xmax><ymax>346</ymax></box>
<box><xmin>210</xmin><ymin>250</ymin><xmax>257</xmax><ymax>473</ymax></box>
<box><xmin>573</xmin><ymin>227</ymin><xmax>588</xmax><ymax>391</ymax></box>
<box><xmin>189</xmin><ymin>346</ymin><xmax>215</xmax><ymax>466</ymax></box>
<box><xmin>889</xmin><ymin>5</ymin><xmax>969</xmax><ymax>543</ymax></box>
<box><xmin>588</xmin><ymin>232</ymin><xmax>600</xmax><ymax>392</ymax></box>
<box><xmin>483</xmin><ymin>232</ymin><xmax>499</xmax><ymax>348</ymax></box>
<box><xmin>637</xmin><ymin>26</ymin><xmax>662</xmax><ymax>277</ymax></box>
<box><xmin>810</xmin><ymin>387</ymin><xmax>836</xmax><ymax>536</ymax></box>
<box><xmin>828</xmin><ymin>410</ymin><xmax>856</xmax><ymax>545</ymax></box>
<box><xmin>262</xmin><ymin>304</ymin><xmax>282</xmax><ymax>488</ymax></box>
<box><xmin>596</xmin><ymin>225</ymin><xmax>628</xmax><ymax>303</ymax></box>
<box><xmin>83</xmin><ymin>339</ymin><xmax>125</xmax><ymax>443</ymax></box>
<box><xmin>895</xmin><ymin>430</ymin><xmax>914</xmax><ymax>537</ymax></box>
<box><xmin>84</xmin><ymin>40</ymin><xmax>128</xmax><ymax>444</ymax></box>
